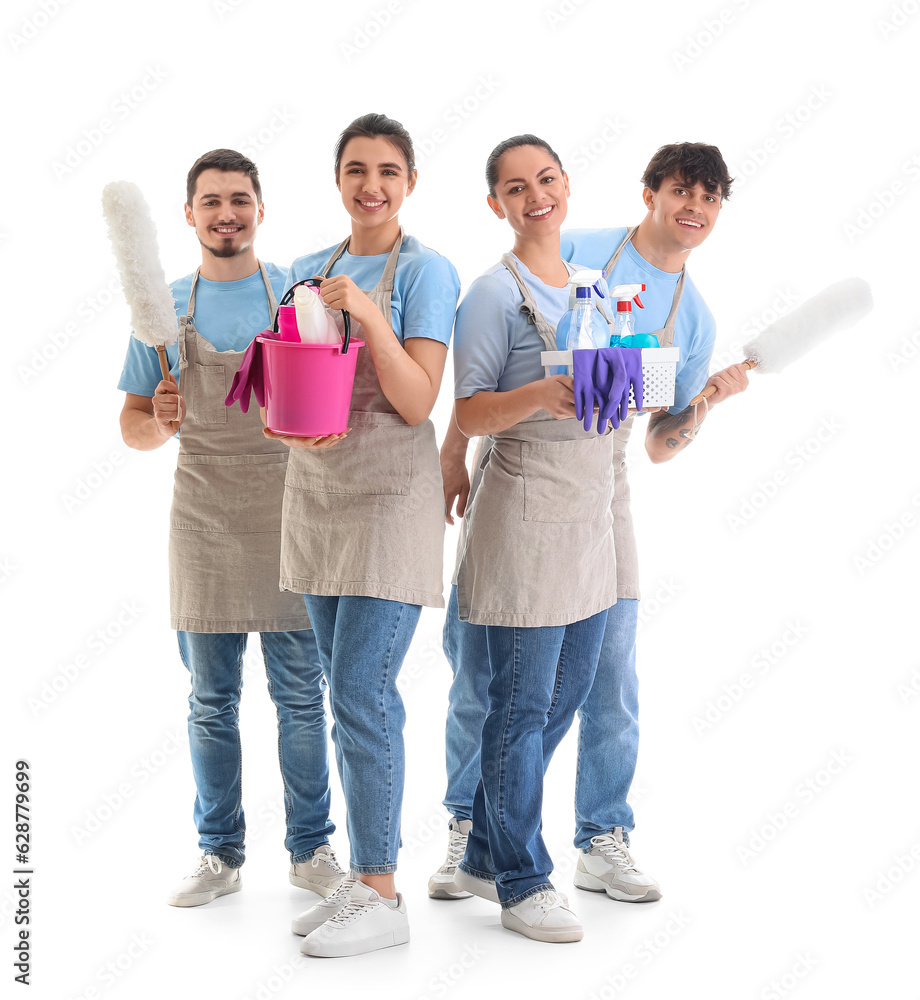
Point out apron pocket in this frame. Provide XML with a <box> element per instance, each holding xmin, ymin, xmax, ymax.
<box><xmin>286</xmin><ymin>412</ymin><xmax>414</xmax><ymax>496</ymax></box>
<box><xmin>190</xmin><ymin>363</ymin><xmax>228</xmax><ymax>425</ymax></box>
<box><xmin>171</xmin><ymin>453</ymin><xmax>288</xmax><ymax>532</ymax></box>
<box><xmin>521</xmin><ymin>438</ymin><xmax>612</xmax><ymax>523</ymax></box>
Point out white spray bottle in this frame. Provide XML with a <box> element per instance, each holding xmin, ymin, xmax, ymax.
<box><xmin>609</xmin><ymin>283</ymin><xmax>647</xmax><ymax>346</ymax></box>
<box><xmin>555</xmin><ymin>269</ymin><xmax>610</xmax><ymax>352</ymax></box>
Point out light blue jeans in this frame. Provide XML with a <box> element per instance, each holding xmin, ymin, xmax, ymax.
<box><xmin>457</xmin><ymin>610</ymin><xmax>609</xmax><ymax>906</ymax></box>
<box><xmin>443</xmin><ymin>585</ymin><xmax>639</xmax><ymax>849</ymax></box>
<box><xmin>177</xmin><ymin>629</ymin><xmax>333</xmax><ymax>868</ymax></box>
<box><xmin>302</xmin><ymin>594</ymin><xmax>421</xmax><ymax>875</ymax></box>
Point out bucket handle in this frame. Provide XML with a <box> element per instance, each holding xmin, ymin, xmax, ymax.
<box><xmin>274</xmin><ymin>278</ymin><xmax>352</xmax><ymax>353</ymax></box>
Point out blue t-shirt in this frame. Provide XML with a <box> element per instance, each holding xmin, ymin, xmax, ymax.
<box><xmin>454</xmin><ymin>255</ymin><xmax>575</xmax><ymax>398</ymax></box>
<box><xmin>560</xmin><ymin>228</ymin><xmax>716</xmax><ymax>413</ymax></box>
<box><xmin>286</xmin><ymin>235</ymin><xmax>460</xmax><ymax>346</ymax></box>
<box><xmin>117</xmin><ymin>262</ymin><xmax>287</xmax><ymax>396</ymax></box>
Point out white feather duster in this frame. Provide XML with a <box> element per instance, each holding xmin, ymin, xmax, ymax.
<box><xmin>691</xmin><ymin>277</ymin><xmax>874</xmax><ymax>404</ymax></box>
<box><xmin>102</xmin><ymin>181</ymin><xmax>177</xmax><ymax>376</ymax></box>
<box><xmin>742</xmin><ymin>277</ymin><xmax>873</xmax><ymax>374</ymax></box>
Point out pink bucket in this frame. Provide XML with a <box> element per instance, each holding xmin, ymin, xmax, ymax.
<box><xmin>258</xmin><ymin>336</ymin><xmax>365</xmax><ymax>437</ymax></box>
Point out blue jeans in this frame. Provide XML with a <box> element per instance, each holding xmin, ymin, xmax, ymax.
<box><xmin>177</xmin><ymin>629</ymin><xmax>333</xmax><ymax>868</ymax></box>
<box><xmin>443</xmin><ymin>585</ymin><xmax>639</xmax><ymax>849</ymax></box>
<box><xmin>457</xmin><ymin>609</ymin><xmax>608</xmax><ymax>907</ymax></box>
<box><xmin>302</xmin><ymin>595</ymin><xmax>421</xmax><ymax>875</ymax></box>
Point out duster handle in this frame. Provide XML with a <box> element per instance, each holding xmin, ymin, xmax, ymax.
<box><xmin>155</xmin><ymin>345</ymin><xmax>170</xmax><ymax>380</ymax></box>
<box><xmin>155</xmin><ymin>345</ymin><xmax>180</xmax><ymax>433</ymax></box>
<box><xmin>688</xmin><ymin>359</ymin><xmax>757</xmax><ymax>406</ymax></box>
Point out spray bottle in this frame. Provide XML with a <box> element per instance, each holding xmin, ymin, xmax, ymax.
<box><xmin>555</xmin><ymin>269</ymin><xmax>610</xmax><ymax>352</ymax></box>
<box><xmin>609</xmin><ymin>283</ymin><xmax>653</xmax><ymax>347</ymax></box>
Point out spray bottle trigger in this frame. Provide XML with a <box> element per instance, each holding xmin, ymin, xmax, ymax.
<box><xmin>633</xmin><ymin>294</ymin><xmax>644</xmax><ymax>310</ymax></box>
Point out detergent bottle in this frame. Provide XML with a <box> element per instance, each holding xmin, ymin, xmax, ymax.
<box><xmin>608</xmin><ymin>283</ymin><xmax>654</xmax><ymax>346</ymax></box>
<box><xmin>293</xmin><ymin>284</ymin><xmax>340</xmax><ymax>344</ymax></box>
<box><xmin>555</xmin><ymin>269</ymin><xmax>610</xmax><ymax>352</ymax></box>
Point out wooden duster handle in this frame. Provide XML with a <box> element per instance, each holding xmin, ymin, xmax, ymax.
<box><xmin>155</xmin><ymin>345</ymin><xmax>181</xmax><ymax>433</ymax></box>
<box><xmin>688</xmin><ymin>359</ymin><xmax>757</xmax><ymax>406</ymax></box>
<box><xmin>155</xmin><ymin>345</ymin><xmax>170</xmax><ymax>380</ymax></box>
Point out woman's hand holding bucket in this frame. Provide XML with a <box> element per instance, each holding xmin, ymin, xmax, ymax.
<box><xmin>262</xmin><ymin>427</ymin><xmax>350</xmax><ymax>449</ymax></box>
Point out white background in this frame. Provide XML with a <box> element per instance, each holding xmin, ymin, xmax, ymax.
<box><xmin>4</xmin><ymin>0</ymin><xmax>919</xmax><ymax>997</ymax></box>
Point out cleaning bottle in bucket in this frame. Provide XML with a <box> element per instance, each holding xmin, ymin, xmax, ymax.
<box><xmin>293</xmin><ymin>284</ymin><xmax>340</xmax><ymax>344</ymax></box>
<box><xmin>555</xmin><ymin>269</ymin><xmax>610</xmax><ymax>351</ymax></box>
<box><xmin>609</xmin><ymin>283</ymin><xmax>657</xmax><ymax>347</ymax></box>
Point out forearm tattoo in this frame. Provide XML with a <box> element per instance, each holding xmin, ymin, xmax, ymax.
<box><xmin>652</xmin><ymin>405</ymin><xmax>693</xmax><ymax>436</ymax></box>
<box><xmin>655</xmin><ymin>404</ymin><xmax>706</xmax><ymax>451</ymax></box>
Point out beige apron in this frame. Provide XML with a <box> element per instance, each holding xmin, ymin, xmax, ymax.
<box><xmin>604</xmin><ymin>227</ymin><xmax>685</xmax><ymax>599</ymax></box>
<box><xmin>279</xmin><ymin>231</ymin><xmax>445</xmax><ymax>608</ymax></box>
<box><xmin>454</xmin><ymin>254</ymin><xmax>617</xmax><ymax>628</ymax></box>
<box><xmin>169</xmin><ymin>263</ymin><xmax>312</xmax><ymax>633</ymax></box>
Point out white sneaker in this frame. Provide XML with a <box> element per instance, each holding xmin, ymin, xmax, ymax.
<box><xmin>574</xmin><ymin>828</ymin><xmax>661</xmax><ymax>902</ymax></box>
<box><xmin>428</xmin><ymin>819</ymin><xmax>474</xmax><ymax>899</ymax></box>
<box><xmin>500</xmin><ymin>890</ymin><xmax>583</xmax><ymax>943</ymax></box>
<box><xmin>167</xmin><ymin>855</ymin><xmax>242</xmax><ymax>907</ymax></box>
<box><xmin>292</xmin><ymin>877</ymin><xmax>357</xmax><ymax>937</ymax></box>
<box><xmin>452</xmin><ymin>866</ymin><xmax>499</xmax><ymax>903</ymax></box>
<box><xmin>290</xmin><ymin>845</ymin><xmax>347</xmax><ymax>897</ymax></box>
<box><xmin>300</xmin><ymin>880</ymin><xmax>409</xmax><ymax>958</ymax></box>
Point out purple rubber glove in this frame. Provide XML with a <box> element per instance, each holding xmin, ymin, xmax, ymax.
<box><xmin>594</xmin><ymin>348</ymin><xmax>630</xmax><ymax>431</ymax></box>
<box><xmin>225</xmin><ymin>331</ymin><xmax>277</xmax><ymax>412</ymax></box>
<box><xmin>572</xmin><ymin>349</ymin><xmax>602</xmax><ymax>431</ymax></box>
<box><xmin>619</xmin><ymin>347</ymin><xmax>644</xmax><ymax>419</ymax></box>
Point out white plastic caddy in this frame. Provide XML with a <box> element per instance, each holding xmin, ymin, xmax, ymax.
<box><xmin>540</xmin><ymin>347</ymin><xmax>680</xmax><ymax>408</ymax></box>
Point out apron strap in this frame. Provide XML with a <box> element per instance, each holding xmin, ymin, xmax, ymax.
<box><xmin>257</xmin><ymin>260</ymin><xmax>279</xmax><ymax>325</ymax></box>
<box><xmin>378</xmin><ymin>228</ymin><xmax>405</xmax><ymax>292</ymax></box>
<box><xmin>602</xmin><ymin>226</ymin><xmax>639</xmax><ymax>276</ymax></box>
<box><xmin>319</xmin><ymin>228</ymin><xmax>405</xmax><ymax>284</ymax></box>
<box><xmin>500</xmin><ymin>253</ymin><xmax>573</xmax><ymax>329</ymax></box>
<box><xmin>603</xmin><ymin>225</ymin><xmax>684</xmax><ymax>349</ymax></box>
<box><xmin>500</xmin><ymin>253</ymin><xmax>572</xmax><ymax>378</ymax></box>
<box><xmin>660</xmin><ymin>271</ymin><xmax>685</xmax><ymax>346</ymax></box>
<box><xmin>177</xmin><ymin>270</ymin><xmax>202</xmax><ymax>371</ymax></box>
<box><xmin>181</xmin><ymin>263</ymin><xmax>279</xmax><ymax>365</ymax></box>
<box><xmin>319</xmin><ymin>237</ymin><xmax>352</xmax><ymax>278</ymax></box>
<box><xmin>500</xmin><ymin>252</ymin><xmax>542</xmax><ymax>327</ymax></box>
<box><xmin>186</xmin><ymin>263</ymin><xmax>278</xmax><ymax>324</ymax></box>
<box><xmin>186</xmin><ymin>268</ymin><xmax>201</xmax><ymax>319</ymax></box>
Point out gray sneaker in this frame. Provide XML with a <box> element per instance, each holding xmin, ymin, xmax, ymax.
<box><xmin>167</xmin><ymin>854</ymin><xmax>242</xmax><ymax>907</ymax></box>
<box><xmin>574</xmin><ymin>828</ymin><xmax>661</xmax><ymax>902</ymax></box>
<box><xmin>427</xmin><ymin>819</ymin><xmax>474</xmax><ymax>899</ymax></box>
<box><xmin>292</xmin><ymin>877</ymin><xmax>357</xmax><ymax>937</ymax></box>
<box><xmin>300</xmin><ymin>880</ymin><xmax>409</xmax><ymax>958</ymax></box>
<box><xmin>290</xmin><ymin>845</ymin><xmax>347</xmax><ymax>897</ymax></box>
<box><xmin>500</xmin><ymin>889</ymin><xmax>583</xmax><ymax>943</ymax></box>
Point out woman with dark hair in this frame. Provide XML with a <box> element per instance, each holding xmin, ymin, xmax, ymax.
<box><xmin>448</xmin><ymin>135</ymin><xmax>619</xmax><ymax>942</ymax></box>
<box><xmin>265</xmin><ymin>113</ymin><xmax>460</xmax><ymax>957</ymax></box>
